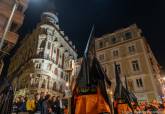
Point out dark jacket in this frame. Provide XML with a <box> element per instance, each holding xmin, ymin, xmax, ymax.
<box><xmin>41</xmin><ymin>100</ymin><xmax>48</xmax><ymax>114</ymax></box>
<box><xmin>19</xmin><ymin>101</ymin><xmax>26</xmax><ymax>112</ymax></box>
<box><xmin>35</xmin><ymin>99</ymin><xmax>42</xmax><ymax>111</ymax></box>
<box><xmin>55</xmin><ymin>100</ymin><xmax>61</xmax><ymax>114</ymax></box>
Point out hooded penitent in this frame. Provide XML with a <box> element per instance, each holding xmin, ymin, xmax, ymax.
<box><xmin>71</xmin><ymin>26</ymin><xmax>112</xmax><ymax>114</ymax></box>
<box><xmin>0</xmin><ymin>78</ymin><xmax>14</xmax><ymax>114</ymax></box>
<box><xmin>114</xmin><ymin>63</ymin><xmax>138</xmax><ymax>114</ymax></box>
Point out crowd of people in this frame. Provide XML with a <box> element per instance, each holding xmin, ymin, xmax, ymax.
<box><xmin>12</xmin><ymin>92</ymin><xmax>165</xmax><ymax>114</ymax></box>
<box><xmin>115</xmin><ymin>99</ymin><xmax>165</xmax><ymax>114</ymax></box>
<box><xmin>12</xmin><ymin>92</ymin><xmax>68</xmax><ymax>114</ymax></box>
<box><xmin>133</xmin><ymin>99</ymin><xmax>165</xmax><ymax>114</ymax></box>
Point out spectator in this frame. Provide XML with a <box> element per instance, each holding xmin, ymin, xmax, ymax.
<box><xmin>51</xmin><ymin>96</ymin><xmax>57</xmax><ymax>113</ymax></box>
<box><xmin>54</xmin><ymin>96</ymin><xmax>61</xmax><ymax>114</ymax></box>
<box><xmin>41</xmin><ymin>94</ymin><xmax>53</xmax><ymax>114</ymax></box>
<box><xmin>40</xmin><ymin>92</ymin><xmax>46</xmax><ymax>102</ymax></box>
<box><xmin>26</xmin><ymin>96</ymin><xmax>36</xmax><ymax>114</ymax></box>
<box><xmin>34</xmin><ymin>93</ymin><xmax>42</xmax><ymax>114</ymax></box>
<box><xmin>12</xmin><ymin>97</ymin><xmax>21</xmax><ymax>114</ymax></box>
<box><xmin>19</xmin><ymin>96</ymin><xmax>26</xmax><ymax>112</ymax></box>
<box><xmin>148</xmin><ymin>99</ymin><xmax>159</xmax><ymax>114</ymax></box>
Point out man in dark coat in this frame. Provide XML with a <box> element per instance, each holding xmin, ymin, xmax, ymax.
<box><xmin>41</xmin><ymin>94</ymin><xmax>52</xmax><ymax>114</ymax></box>
<box><xmin>54</xmin><ymin>96</ymin><xmax>61</xmax><ymax>114</ymax></box>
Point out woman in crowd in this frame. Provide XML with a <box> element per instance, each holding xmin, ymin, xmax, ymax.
<box><xmin>26</xmin><ymin>96</ymin><xmax>36</xmax><ymax>114</ymax></box>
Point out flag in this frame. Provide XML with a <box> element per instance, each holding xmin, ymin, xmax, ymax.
<box><xmin>72</xmin><ymin>25</ymin><xmax>112</xmax><ymax>114</ymax></box>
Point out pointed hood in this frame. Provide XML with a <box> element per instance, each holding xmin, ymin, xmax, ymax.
<box><xmin>72</xmin><ymin>26</ymin><xmax>112</xmax><ymax>114</ymax></box>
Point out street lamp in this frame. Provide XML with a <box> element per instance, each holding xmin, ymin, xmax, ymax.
<box><xmin>0</xmin><ymin>0</ymin><xmax>19</xmax><ymax>50</ymax></box>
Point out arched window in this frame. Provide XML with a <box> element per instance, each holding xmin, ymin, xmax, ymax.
<box><xmin>41</xmin><ymin>79</ymin><xmax>46</xmax><ymax>88</ymax></box>
<box><xmin>59</xmin><ymin>85</ymin><xmax>63</xmax><ymax>92</ymax></box>
<box><xmin>53</xmin><ymin>82</ymin><xmax>56</xmax><ymax>91</ymax></box>
<box><xmin>40</xmin><ymin>39</ymin><xmax>46</xmax><ymax>48</ymax></box>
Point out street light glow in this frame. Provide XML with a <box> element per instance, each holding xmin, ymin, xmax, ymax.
<box><xmin>66</xmin><ymin>82</ymin><xmax>69</xmax><ymax>87</ymax></box>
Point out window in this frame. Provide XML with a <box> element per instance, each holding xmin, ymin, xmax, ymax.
<box><xmin>47</xmin><ymin>29</ymin><xmax>53</xmax><ymax>35</ymax></box>
<box><xmin>38</xmin><ymin>51</ymin><xmax>44</xmax><ymax>57</ymax></box>
<box><xmin>113</xmin><ymin>50</ymin><xmax>119</xmax><ymax>57</ymax></box>
<box><xmin>40</xmin><ymin>40</ymin><xmax>46</xmax><ymax>48</ymax></box>
<box><xmin>47</xmin><ymin>64</ymin><xmax>52</xmax><ymax>70</ymax></box>
<box><xmin>47</xmin><ymin>42</ymin><xmax>51</xmax><ymax>49</ymax></box>
<box><xmin>111</xmin><ymin>37</ymin><xmax>117</xmax><ymax>44</ymax></box>
<box><xmin>60</xmin><ymin>53</ymin><xmax>62</xmax><ymax>59</ymax></box>
<box><xmin>132</xmin><ymin>60</ymin><xmax>140</xmax><ymax>71</ymax></box>
<box><xmin>53</xmin><ymin>82</ymin><xmax>56</xmax><ymax>91</ymax></box>
<box><xmin>54</xmin><ymin>68</ymin><xmax>58</xmax><ymax>75</ymax></box>
<box><xmin>36</xmin><ymin>63</ymin><xmax>41</xmax><ymax>69</ymax></box>
<box><xmin>99</xmin><ymin>54</ymin><xmax>105</xmax><ymax>61</ymax></box>
<box><xmin>128</xmin><ymin>80</ymin><xmax>134</xmax><ymax>91</ymax></box>
<box><xmin>41</xmin><ymin>79</ymin><xmax>46</xmax><ymax>88</ymax></box>
<box><xmin>17</xmin><ymin>4</ymin><xmax>23</xmax><ymax>12</ymax></box>
<box><xmin>136</xmin><ymin>78</ymin><xmax>143</xmax><ymax>88</ymax></box>
<box><xmin>61</xmin><ymin>72</ymin><xmax>63</xmax><ymax>79</ymax></box>
<box><xmin>66</xmin><ymin>76</ymin><xmax>69</xmax><ymax>81</ymax></box>
<box><xmin>116</xmin><ymin>64</ymin><xmax>121</xmax><ymax>74</ymax></box>
<box><xmin>125</xmin><ymin>32</ymin><xmax>132</xmax><ymax>40</ymax></box>
<box><xmin>99</xmin><ymin>41</ymin><xmax>104</xmax><ymax>48</ymax></box>
<box><xmin>54</xmin><ymin>48</ymin><xmax>56</xmax><ymax>53</ymax></box>
<box><xmin>128</xmin><ymin>45</ymin><xmax>135</xmax><ymax>53</ymax></box>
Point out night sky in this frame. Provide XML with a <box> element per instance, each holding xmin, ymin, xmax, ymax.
<box><xmin>18</xmin><ymin>0</ymin><xmax>165</xmax><ymax>67</ymax></box>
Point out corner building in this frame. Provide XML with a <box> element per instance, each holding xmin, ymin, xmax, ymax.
<box><xmin>95</xmin><ymin>24</ymin><xmax>162</xmax><ymax>101</ymax></box>
<box><xmin>8</xmin><ymin>12</ymin><xmax>77</xmax><ymax>96</ymax></box>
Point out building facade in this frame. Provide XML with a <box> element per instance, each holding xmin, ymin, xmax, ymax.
<box><xmin>0</xmin><ymin>0</ymin><xmax>28</xmax><ymax>74</ymax></box>
<box><xmin>8</xmin><ymin>12</ymin><xmax>77</xmax><ymax>96</ymax></box>
<box><xmin>95</xmin><ymin>24</ymin><xmax>162</xmax><ymax>101</ymax></box>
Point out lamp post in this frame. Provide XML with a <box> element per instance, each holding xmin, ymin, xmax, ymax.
<box><xmin>0</xmin><ymin>0</ymin><xmax>19</xmax><ymax>50</ymax></box>
<box><xmin>65</xmin><ymin>60</ymin><xmax>73</xmax><ymax>114</ymax></box>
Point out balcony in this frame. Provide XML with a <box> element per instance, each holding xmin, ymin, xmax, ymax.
<box><xmin>0</xmin><ymin>29</ymin><xmax>18</xmax><ymax>44</ymax></box>
<box><xmin>0</xmin><ymin>2</ymin><xmax>24</xmax><ymax>25</ymax></box>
